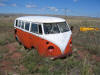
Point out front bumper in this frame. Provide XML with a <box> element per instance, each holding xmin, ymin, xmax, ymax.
<box><xmin>50</xmin><ymin>50</ymin><xmax>72</xmax><ymax>60</ymax></box>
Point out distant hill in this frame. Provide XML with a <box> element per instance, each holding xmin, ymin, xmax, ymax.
<box><xmin>0</xmin><ymin>13</ymin><xmax>100</xmax><ymax>19</ymax></box>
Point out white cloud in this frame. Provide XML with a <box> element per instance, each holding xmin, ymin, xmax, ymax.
<box><xmin>11</xmin><ymin>3</ymin><xmax>16</xmax><ymax>7</ymax></box>
<box><xmin>73</xmin><ymin>0</ymin><xmax>78</xmax><ymax>2</ymax></box>
<box><xmin>0</xmin><ymin>3</ymin><xmax>6</xmax><ymax>6</ymax></box>
<box><xmin>61</xmin><ymin>9</ymin><xmax>71</xmax><ymax>12</ymax></box>
<box><xmin>26</xmin><ymin>4</ymin><xmax>37</xmax><ymax>8</ymax></box>
<box><xmin>36</xmin><ymin>8</ymin><xmax>46</xmax><ymax>11</ymax></box>
<box><xmin>0</xmin><ymin>2</ymin><xmax>17</xmax><ymax>7</ymax></box>
<box><xmin>48</xmin><ymin>7</ymin><xmax>58</xmax><ymax>12</ymax></box>
<box><xmin>0</xmin><ymin>0</ymin><xmax>7</xmax><ymax>1</ymax></box>
<box><xmin>66</xmin><ymin>9</ymin><xmax>71</xmax><ymax>12</ymax></box>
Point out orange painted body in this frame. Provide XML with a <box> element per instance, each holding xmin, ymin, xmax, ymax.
<box><xmin>15</xmin><ymin>28</ymin><xmax>72</xmax><ymax>57</ymax></box>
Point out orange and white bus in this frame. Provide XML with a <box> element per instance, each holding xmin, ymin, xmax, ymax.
<box><xmin>14</xmin><ymin>16</ymin><xmax>72</xmax><ymax>59</ymax></box>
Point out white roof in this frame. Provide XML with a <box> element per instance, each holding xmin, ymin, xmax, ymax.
<box><xmin>16</xmin><ymin>16</ymin><xmax>65</xmax><ymax>23</ymax></box>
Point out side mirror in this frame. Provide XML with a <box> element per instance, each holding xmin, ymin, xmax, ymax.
<box><xmin>70</xmin><ymin>26</ymin><xmax>74</xmax><ymax>31</ymax></box>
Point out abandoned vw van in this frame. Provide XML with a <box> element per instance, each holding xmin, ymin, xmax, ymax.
<box><xmin>14</xmin><ymin>16</ymin><xmax>72</xmax><ymax>59</ymax></box>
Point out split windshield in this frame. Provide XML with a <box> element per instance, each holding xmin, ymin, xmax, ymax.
<box><xmin>43</xmin><ymin>22</ymin><xmax>70</xmax><ymax>34</ymax></box>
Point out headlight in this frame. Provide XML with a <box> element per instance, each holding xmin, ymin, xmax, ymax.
<box><xmin>48</xmin><ymin>46</ymin><xmax>54</xmax><ymax>52</ymax></box>
<box><xmin>48</xmin><ymin>46</ymin><xmax>54</xmax><ymax>49</ymax></box>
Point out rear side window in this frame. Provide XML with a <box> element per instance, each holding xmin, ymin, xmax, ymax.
<box><xmin>30</xmin><ymin>23</ymin><xmax>38</xmax><ymax>33</ymax></box>
<box><xmin>21</xmin><ymin>21</ymin><xmax>24</xmax><ymax>29</ymax></box>
<box><xmin>15</xmin><ymin>20</ymin><xmax>18</xmax><ymax>26</ymax></box>
<box><xmin>25</xmin><ymin>22</ymin><xmax>30</xmax><ymax>31</ymax></box>
<box><xmin>18</xmin><ymin>21</ymin><xmax>21</xmax><ymax>27</ymax></box>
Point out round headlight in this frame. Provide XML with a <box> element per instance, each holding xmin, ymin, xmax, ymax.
<box><xmin>48</xmin><ymin>46</ymin><xmax>54</xmax><ymax>49</ymax></box>
<box><xmin>48</xmin><ymin>46</ymin><xmax>54</xmax><ymax>52</ymax></box>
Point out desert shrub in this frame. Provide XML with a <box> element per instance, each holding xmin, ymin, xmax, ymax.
<box><xmin>0</xmin><ymin>46</ymin><xmax>9</xmax><ymax>60</ymax></box>
<box><xmin>93</xmin><ymin>62</ymin><xmax>100</xmax><ymax>75</ymax></box>
<box><xmin>22</xmin><ymin>49</ymin><xmax>81</xmax><ymax>75</ymax></box>
<box><xmin>0</xmin><ymin>32</ymin><xmax>15</xmax><ymax>45</ymax></box>
<box><xmin>80</xmin><ymin>55</ymin><xmax>92</xmax><ymax>75</ymax></box>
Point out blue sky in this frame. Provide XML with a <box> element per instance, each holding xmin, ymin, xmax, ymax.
<box><xmin>0</xmin><ymin>0</ymin><xmax>100</xmax><ymax>17</ymax></box>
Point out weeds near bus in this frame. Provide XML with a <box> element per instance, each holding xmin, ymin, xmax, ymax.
<box><xmin>0</xmin><ymin>15</ymin><xmax>100</xmax><ymax>75</ymax></box>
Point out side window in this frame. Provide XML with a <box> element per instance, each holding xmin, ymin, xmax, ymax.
<box><xmin>30</xmin><ymin>23</ymin><xmax>38</xmax><ymax>33</ymax></box>
<box><xmin>38</xmin><ymin>25</ymin><xmax>42</xmax><ymax>34</ymax></box>
<box><xmin>25</xmin><ymin>22</ymin><xmax>30</xmax><ymax>31</ymax></box>
<box><xmin>18</xmin><ymin>20</ymin><xmax>21</xmax><ymax>27</ymax></box>
<box><xmin>15</xmin><ymin>20</ymin><xmax>18</xmax><ymax>26</ymax></box>
<box><xmin>21</xmin><ymin>21</ymin><xmax>24</xmax><ymax>29</ymax></box>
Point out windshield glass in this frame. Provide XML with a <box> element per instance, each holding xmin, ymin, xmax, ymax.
<box><xmin>43</xmin><ymin>22</ymin><xmax>70</xmax><ymax>34</ymax></box>
<box><xmin>58</xmin><ymin>22</ymin><xmax>70</xmax><ymax>32</ymax></box>
<box><xmin>44</xmin><ymin>23</ymin><xmax>60</xmax><ymax>34</ymax></box>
